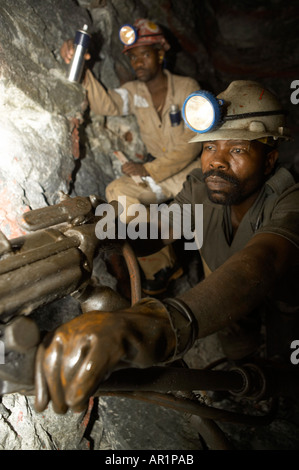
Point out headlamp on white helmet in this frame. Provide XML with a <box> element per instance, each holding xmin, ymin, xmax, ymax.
<box><xmin>182</xmin><ymin>89</ymin><xmax>286</xmax><ymax>135</ymax></box>
<box><xmin>182</xmin><ymin>91</ymin><xmax>224</xmax><ymax>134</ymax></box>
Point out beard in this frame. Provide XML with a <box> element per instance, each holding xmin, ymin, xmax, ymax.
<box><xmin>202</xmin><ymin>169</ymin><xmax>245</xmax><ymax>205</ymax></box>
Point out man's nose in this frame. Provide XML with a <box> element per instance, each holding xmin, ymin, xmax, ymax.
<box><xmin>134</xmin><ymin>56</ymin><xmax>145</xmax><ymax>67</ymax></box>
<box><xmin>209</xmin><ymin>150</ymin><xmax>229</xmax><ymax>170</ymax></box>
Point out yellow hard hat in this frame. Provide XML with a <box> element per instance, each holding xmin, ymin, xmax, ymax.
<box><xmin>119</xmin><ymin>19</ymin><xmax>170</xmax><ymax>54</ymax></box>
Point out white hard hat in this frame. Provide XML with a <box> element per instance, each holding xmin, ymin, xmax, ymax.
<box><xmin>183</xmin><ymin>81</ymin><xmax>290</xmax><ymax>143</ymax></box>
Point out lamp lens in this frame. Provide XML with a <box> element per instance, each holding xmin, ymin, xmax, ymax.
<box><xmin>185</xmin><ymin>95</ymin><xmax>215</xmax><ymax>132</ymax></box>
<box><xmin>119</xmin><ymin>25</ymin><xmax>137</xmax><ymax>45</ymax></box>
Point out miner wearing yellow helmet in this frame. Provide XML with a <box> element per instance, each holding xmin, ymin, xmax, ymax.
<box><xmin>35</xmin><ymin>80</ymin><xmax>299</xmax><ymax>416</ymax></box>
<box><xmin>61</xmin><ymin>18</ymin><xmax>202</xmax><ymax>296</ymax></box>
<box><xmin>119</xmin><ymin>19</ymin><xmax>171</xmax><ymax>54</ymax></box>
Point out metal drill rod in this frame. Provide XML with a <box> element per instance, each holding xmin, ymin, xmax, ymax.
<box><xmin>95</xmin><ymin>366</ymin><xmax>244</xmax><ymax>393</ymax></box>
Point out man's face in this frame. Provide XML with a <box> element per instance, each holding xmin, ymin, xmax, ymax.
<box><xmin>201</xmin><ymin>140</ymin><xmax>277</xmax><ymax>205</ymax></box>
<box><xmin>127</xmin><ymin>45</ymin><xmax>161</xmax><ymax>82</ymax></box>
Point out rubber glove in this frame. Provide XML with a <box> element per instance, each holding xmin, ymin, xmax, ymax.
<box><xmin>34</xmin><ymin>297</ymin><xmax>177</xmax><ymax>414</ymax></box>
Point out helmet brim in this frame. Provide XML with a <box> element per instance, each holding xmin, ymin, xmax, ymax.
<box><xmin>122</xmin><ymin>40</ymin><xmax>163</xmax><ymax>53</ymax></box>
<box><xmin>189</xmin><ymin>128</ymin><xmax>289</xmax><ymax>143</ymax></box>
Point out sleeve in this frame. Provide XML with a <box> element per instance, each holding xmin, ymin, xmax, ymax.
<box><xmin>167</xmin><ymin>171</ymin><xmax>203</xmax><ymax>233</ymax></box>
<box><xmin>83</xmin><ymin>69</ymin><xmax>133</xmax><ymax>117</ymax></box>
<box><xmin>255</xmin><ymin>184</ymin><xmax>299</xmax><ymax>249</ymax></box>
<box><xmin>143</xmin><ymin>77</ymin><xmax>202</xmax><ymax>182</ymax></box>
<box><xmin>144</xmin><ymin>133</ymin><xmax>202</xmax><ymax>183</ymax></box>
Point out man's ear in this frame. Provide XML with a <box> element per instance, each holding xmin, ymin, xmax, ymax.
<box><xmin>158</xmin><ymin>51</ymin><xmax>165</xmax><ymax>64</ymax></box>
<box><xmin>265</xmin><ymin>148</ymin><xmax>279</xmax><ymax>176</ymax></box>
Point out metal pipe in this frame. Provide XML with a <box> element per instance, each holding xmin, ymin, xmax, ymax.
<box><xmin>96</xmin><ymin>390</ymin><xmax>278</xmax><ymax>426</ymax></box>
<box><xmin>189</xmin><ymin>415</ymin><xmax>235</xmax><ymax>450</ymax></box>
<box><xmin>0</xmin><ymin>248</ymin><xmax>84</xmax><ymax>319</ymax></box>
<box><xmin>0</xmin><ymin>233</ymin><xmax>80</xmax><ymax>275</ymax></box>
<box><xmin>95</xmin><ymin>366</ymin><xmax>244</xmax><ymax>393</ymax></box>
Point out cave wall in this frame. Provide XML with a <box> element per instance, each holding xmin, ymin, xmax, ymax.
<box><xmin>0</xmin><ymin>0</ymin><xmax>298</xmax><ymax>451</ymax></box>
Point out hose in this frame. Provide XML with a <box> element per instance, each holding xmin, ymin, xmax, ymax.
<box><xmin>121</xmin><ymin>241</ymin><xmax>142</xmax><ymax>305</ymax></box>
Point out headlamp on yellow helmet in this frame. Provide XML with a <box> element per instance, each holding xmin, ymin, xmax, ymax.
<box><xmin>119</xmin><ymin>19</ymin><xmax>170</xmax><ymax>54</ymax></box>
<box><xmin>119</xmin><ymin>24</ymin><xmax>138</xmax><ymax>46</ymax></box>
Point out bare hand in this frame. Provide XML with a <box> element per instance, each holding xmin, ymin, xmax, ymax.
<box><xmin>60</xmin><ymin>39</ymin><xmax>91</xmax><ymax>64</ymax></box>
<box><xmin>122</xmin><ymin>161</ymin><xmax>149</xmax><ymax>177</ymax></box>
<box><xmin>34</xmin><ymin>298</ymin><xmax>175</xmax><ymax>414</ymax></box>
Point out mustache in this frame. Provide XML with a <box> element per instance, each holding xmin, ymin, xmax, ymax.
<box><xmin>202</xmin><ymin>169</ymin><xmax>240</xmax><ymax>186</ymax></box>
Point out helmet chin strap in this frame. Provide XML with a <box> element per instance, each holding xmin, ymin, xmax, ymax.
<box><xmin>224</xmin><ymin>110</ymin><xmax>286</xmax><ymax>121</ymax></box>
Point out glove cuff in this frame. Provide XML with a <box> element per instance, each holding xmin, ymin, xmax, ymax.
<box><xmin>163</xmin><ymin>298</ymin><xmax>198</xmax><ymax>360</ymax></box>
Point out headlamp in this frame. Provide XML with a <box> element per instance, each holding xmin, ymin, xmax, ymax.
<box><xmin>182</xmin><ymin>90</ymin><xmax>286</xmax><ymax>135</ymax></box>
<box><xmin>182</xmin><ymin>91</ymin><xmax>224</xmax><ymax>134</ymax></box>
<box><xmin>119</xmin><ymin>24</ymin><xmax>138</xmax><ymax>46</ymax></box>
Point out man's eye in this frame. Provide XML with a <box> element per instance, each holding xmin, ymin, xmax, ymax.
<box><xmin>231</xmin><ymin>148</ymin><xmax>246</xmax><ymax>154</ymax></box>
<box><xmin>203</xmin><ymin>145</ymin><xmax>215</xmax><ymax>151</ymax></box>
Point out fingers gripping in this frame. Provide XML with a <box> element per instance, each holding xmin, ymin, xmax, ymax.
<box><xmin>35</xmin><ymin>334</ymin><xmax>67</xmax><ymax>414</ymax></box>
<box><xmin>34</xmin><ymin>313</ymin><xmax>127</xmax><ymax>413</ymax></box>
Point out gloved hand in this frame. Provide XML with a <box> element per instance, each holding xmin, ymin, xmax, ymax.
<box><xmin>34</xmin><ymin>298</ymin><xmax>176</xmax><ymax>414</ymax></box>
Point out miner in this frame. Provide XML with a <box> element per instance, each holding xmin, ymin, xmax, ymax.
<box><xmin>61</xmin><ymin>18</ymin><xmax>202</xmax><ymax>295</ymax></box>
<box><xmin>34</xmin><ymin>80</ymin><xmax>299</xmax><ymax>414</ymax></box>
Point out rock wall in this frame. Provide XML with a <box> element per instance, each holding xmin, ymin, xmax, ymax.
<box><xmin>0</xmin><ymin>0</ymin><xmax>146</xmax><ymax>238</ymax></box>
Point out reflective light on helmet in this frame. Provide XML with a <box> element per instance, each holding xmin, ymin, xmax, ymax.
<box><xmin>119</xmin><ymin>24</ymin><xmax>138</xmax><ymax>45</ymax></box>
<box><xmin>182</xmin><ymin>91</ymin><xmax>223</xmax><ymax>133</ymax></box>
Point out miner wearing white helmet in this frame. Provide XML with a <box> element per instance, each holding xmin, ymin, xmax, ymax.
<box><xmin>61</xmin><ymin>18</ymin><xmax>202</xmax><ymax>296</ymax></box>
<box><xmin>35</xmin><ymin>81</ymin><xmax>299</xmax><ymax>416</ymax></box>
